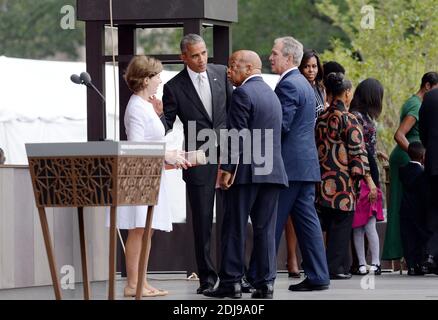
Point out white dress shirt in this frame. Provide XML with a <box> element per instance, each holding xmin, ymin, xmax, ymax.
<box><xmin>278</xmin><ymin>66</ymin><xmax>298</xmax><ymax>83</ymax></box>
<box><xmin>241</xmin><ymin>74</ymin><xmax>262</xmax><ymax>86</ymax></box>
<box><xmin>187</xmin><ymin>66</ymin><xmax>213</xmax><ymax>120</ymax></box>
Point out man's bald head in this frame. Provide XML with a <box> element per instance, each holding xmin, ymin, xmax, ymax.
<box><xmin>227</xmin><ymin>50</ymin><xmax>262</xmax><ymax>86</ymax></box>
<box><xmin>232</xmin><ymin>50</ymin><xmax>262</xmax><ymax>72</ymax></box>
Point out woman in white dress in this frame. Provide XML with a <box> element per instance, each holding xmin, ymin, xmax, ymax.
<box><xmin>118</xmin><ymin>55</ymin><xmax>189</xmax><ymax>297</ymax></box>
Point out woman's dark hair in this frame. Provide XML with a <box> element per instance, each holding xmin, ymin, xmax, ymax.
<box><xmin>349</xmin><ymin>78</ymin><xmax>384</xmax><ymax>119</ymax></box>
<box><xmin>421</xmin><ymin>71</ymin><xmax>438</xmax><ymax>88</ymax></box>
<box><xmin>323</xmin><ymin>61</ymin><xmax>345</xmax><ymax>82</ymax></box>
<box><xmin>298</xmin><ymin>49</ymin><xmax>324</xmax><ymax>88</ymax></box>
<box><xmin>324</xmin><ymin>72</ymin><xmax>352</xmax><ymax>98</ymax></box>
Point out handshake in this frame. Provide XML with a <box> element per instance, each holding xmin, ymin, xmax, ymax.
<box><xmin>164</xmin><ymin>149</ymin><xmax>207</xmax><ymax>170</ymax></box>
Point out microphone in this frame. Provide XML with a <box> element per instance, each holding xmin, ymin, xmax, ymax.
<box><xmin>70</xmin><ymin>72</ymin><xmax>106</xmax><ymax>103</ymax></box>
<box><xmin>70</xmin><ymin>74</ymin><xmax>82</xmax><ymax>84</ymax></box>
<box><xmin>80</xmin><ymin>72</ymin><xmax>92</xmax><ymax>86</ymax></box>
<box><xmin>70</xmin><ymin>71</ymin><xmax>107</xmax><ymax>141</ymax></box>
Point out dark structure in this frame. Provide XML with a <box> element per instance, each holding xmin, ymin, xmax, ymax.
<box><xmin>77</xmin><ymin>0</ymin><xmax>237</xmax><ymax>141</ymax></box>
<box><xmin>76</xmin><ymin>0</ymin><xmax>237</xmax><ymax>275</ymax></box>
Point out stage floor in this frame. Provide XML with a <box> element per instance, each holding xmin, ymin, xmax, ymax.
<box><xmin>0</xmin><ymin>271</ymin><xmax>437</xmax><ymax>300</ymax></box>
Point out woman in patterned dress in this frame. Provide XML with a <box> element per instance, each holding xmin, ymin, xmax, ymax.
<box><xmin>315</xmin><ymin>72</ymin><xmax>375</xmax><ymax>279</ymax></box>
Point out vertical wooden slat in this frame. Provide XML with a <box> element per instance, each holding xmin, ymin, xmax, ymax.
<box><xmin>78</xmin><ymin>207</ymin><xmax>91</xmax><ymax>299</ymax></box>
<box><xmin>108</xmin><ymin>206</ymin><xmax>117</xmax><ymax>299</ymax></box>
<box><xmin>0</xmin><ymin>168</ymin><xmax>15</xmax><ymax>288</ymax></box>
<box><xmin>89</xmin><ymin>207</ymin><xmax>109</xmax><ymax>281</ymax></box>
<box><xmin>14</xmin><ymin>168</ymin><xmax>35</xmax><ymax>288</ymax></box>
<box><xmin>37</xmin><ymin>207</ymin><xmax>62</xmax><ymax>300</ymax></box>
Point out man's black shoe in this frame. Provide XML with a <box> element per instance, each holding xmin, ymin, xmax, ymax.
<box><xmin>203</xmin><ymin>283</ymin><xmax>242</xmax><ymax>299</ymax></box>
<box><xmin>288</xmin><ymin>278</ymin><xmax>329</xmax><ymax>292</ymax></box>
<box><xmin>329</xmin><ymin>273</ymin><xmax>352</xmax><ymax>280</ymax></box>
<box><xmin>407</xmin><ymin>265</ymin><xmax>425</xmax><ymax>276</ymax></box>
<box><xmin>196</xmin><ymin>283</ymin><xmax>214</xmax><ymax>294</ymax></box>
<box><xmin>422</xmin><ymin>255</ymin><xmax>438</xmax><ymax>274</ymax></box>
<box><xmin>241</xmin><ymin>277</ymin><xmax>254</xmax><ymax>293</ymax></box>
<box><xmin>251</xmin><ymin>283</ymin><xmax>274</xmax><ymax>299</ymax></box>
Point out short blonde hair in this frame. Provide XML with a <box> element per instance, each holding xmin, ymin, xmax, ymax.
<box><xmin>124</xmin><ymin>55</ymin><xmax>163</xmax><ymax>93</ymax></box>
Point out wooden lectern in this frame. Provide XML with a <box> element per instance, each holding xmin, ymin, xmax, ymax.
<box><xmin>25</xmin><ymin>141</ymin><xmax>165</xmax><ymax>300</ymax></box>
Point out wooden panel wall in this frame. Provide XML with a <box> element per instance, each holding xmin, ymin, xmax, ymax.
<box><xmin>0</xmin><ymin>167</ymin><xmax>108</xmax><ymax>289</ymax></box>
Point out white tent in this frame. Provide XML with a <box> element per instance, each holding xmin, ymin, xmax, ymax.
<box><xmin>0</xmin><ymin>56</ymin><xmax>185</xmax><ymax>164</ymax></box>
<box><xmin>0</xmin><ymin>56</ymin><xmax>280</xmax><ymax>222</ymax></box>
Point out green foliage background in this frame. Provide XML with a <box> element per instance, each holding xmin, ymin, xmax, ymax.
<box><xmin>316</xmin><ymin>0</ymin><xmax>438</xmax><ymax>153</ymax></box>
<box><xmin>0</xmin><ymin>0</ymin><xmax>83</xmax><ymax>59</ymax></box>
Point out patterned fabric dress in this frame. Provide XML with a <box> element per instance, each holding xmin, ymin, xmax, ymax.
<box><xmin>351</xmin><ymin>111</ymin><xmax>380</xmax><ymax>187</ymax></box>
<box><xmin>315</xmin><ymin>100</ymin><xmax>370</xmax><ymax>212</ymax></box>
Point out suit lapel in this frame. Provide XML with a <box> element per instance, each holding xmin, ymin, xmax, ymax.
<box><xmin>180</xmin><ymin>68</ymin><xmax>213</xmax><ymax>123</ymax></box>
<box><xmin>207</xmin><ymin>66</ymin><xmax>222</xmax><ymax>125</ymax></box>
<box><xmin>275</xmin><ymin>68</ymin><xmax>299</xmax><ymax>92</ymax></box>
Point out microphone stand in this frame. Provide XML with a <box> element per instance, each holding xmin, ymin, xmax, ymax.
<box><xmin>85</xmin><ymin>82</ymin><xmax>107</xmax><ymax>141</ymax></box>
<box><xmin>86</xmin><ymin>82</ymin><xmax>106</xmax><ymax>103</ymax></box>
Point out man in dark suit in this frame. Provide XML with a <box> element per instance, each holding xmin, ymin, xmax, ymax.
<box><xmin>399</xmin><ymin>141</ymin><xmax>429</xmax><ymax>275</ymax></box>
<box><xmin>204</xmin><ymin>50</ymin><xmax>288</xmax><ymax>299</ymax></box>
<box><xmin>419</xmin><ymin>87</ymin><xmax>438</xmax><ymax>274</ymax></box>
<box><xmin>269</xmin><ymin>36</ymin><xmax>330</xmax><ymax>291</ymax></box>
<box><xmin>161</xmin><ymin>34</ymin><xmax>233</xmax><ymax>294</ymax></box>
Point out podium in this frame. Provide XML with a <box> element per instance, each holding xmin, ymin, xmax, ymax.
<box><xmin>25</xmin><ymin>141</ymin><xmax>165</xmax><ymax>300</ymax></box>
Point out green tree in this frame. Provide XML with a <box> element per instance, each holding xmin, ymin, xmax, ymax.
<box><xmin>233</xmin><ymin>0</ymin><xmax>348</xmax><ymax>71</ymax></box>
<box><xmin>0</xmin><ymin>0</ymin><xmax>84</xmax><ymax>60</ymax></box>
<box><xmin>317</xmin><ymin>0</ymin><xmax>438</xmax><ymax>153</ymax></box>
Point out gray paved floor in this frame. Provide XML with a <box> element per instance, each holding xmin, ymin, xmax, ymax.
<box><xmin>1</xmin><ymin>271</ymin><xmax>437</xmax><ymax>300</ymax></box>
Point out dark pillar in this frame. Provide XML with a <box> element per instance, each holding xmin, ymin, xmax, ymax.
<box><xmin>213</xmin><ymin>25</ymin><xmax>231</xmax><ymax>65</ymax></box>
<box><xmin>184</xmin><ymin>19</ymin><xmax>202</xmax><ymax>36</ymax></box>
<box><xmin>118</xmin><ymin>26</ymin><xmax>137</xmax><ymax>141</ymax></box>
<box><xmin>85</xmin><ymin>22</ymin><xmax>106</xmax><ymax>141</ymax></box>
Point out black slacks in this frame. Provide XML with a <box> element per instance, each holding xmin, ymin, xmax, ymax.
<box><xmin>319</xmin><ymin>207</ymin><xmax>354</xmax><ymax>275</ymax></box>
<box><xmin>219</xmin><ymin>183</ymin><xmax>280</xmax><ymax>288</ymax></box>
<box><xmin>426</xmin><ymin>175</ymin><xmax>438</xmax><ymax>257</ymax></box>
<box><xmin>186</xmin><ymin>171</ymin><xmax>219</xmax><ymax>286</ymax></box>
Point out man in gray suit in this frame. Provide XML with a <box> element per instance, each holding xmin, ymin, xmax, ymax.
<box><xmin>269</xmin><ymin>36</ymin><xmax>330</xmax><ymax>291</ymax></box>
<box><xmin>160</xmin><ymin>34</ymin><xmax>233</xmax><ymax>294</ymax></box>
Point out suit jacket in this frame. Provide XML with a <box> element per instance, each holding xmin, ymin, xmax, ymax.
<box><xmin>399</xmin><ymin>162</ymin><xmax>428</xmax><ymax>226</ymax></box>
<box><xmin>220</xmin><ymin>76</ymin><xmax>288</xmax><ymax>186</ymax></box>
<box><xmin>275</xmin><ymin>69</ymin><xmax>321</xmax><ymax>182</ymax></box>
<box><xmin>419</xmin><ymin>88</ymin><xmax>438</xmax><ymax>176</ymax></box>
<box><xmin>162</xmin><ymin>64</ymin><xmax>233</xmax><ymax>185</ymax></box>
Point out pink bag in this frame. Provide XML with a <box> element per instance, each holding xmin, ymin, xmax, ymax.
<box><xmin>352</xmin><ymin>180</ymin><xmax>384</xmax><ymax>228</ymax></box>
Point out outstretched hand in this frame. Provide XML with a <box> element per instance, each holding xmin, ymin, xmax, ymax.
<box><xmin>165</xmin><ymin>150</ymin><xmax>191</xmax><ymax>170</ymax></box>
